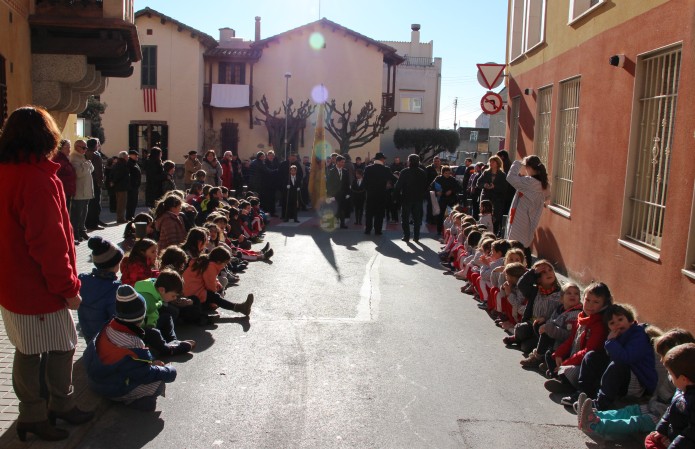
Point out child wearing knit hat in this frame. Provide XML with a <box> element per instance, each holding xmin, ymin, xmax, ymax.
<box><xmin>83</xmin><ymin>284</ymin><xmax>177</xmax><ymax>412</ymax></box>
<box><xmin>77</xmin><ymin>236</ymin><xmax>124</xmax><ymax>342</ymax></box>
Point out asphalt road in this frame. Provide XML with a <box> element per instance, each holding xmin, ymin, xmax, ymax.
<box><xmin>76</xmin><ymin>223</ymin><xmax>642</xmax><ymax>449</ymax></box>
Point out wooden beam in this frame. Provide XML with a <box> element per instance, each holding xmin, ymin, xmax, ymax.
<box><xmin>32</xmin><ymin>36</ymin><xmax>127</xmax><ymax>58</ymax></box>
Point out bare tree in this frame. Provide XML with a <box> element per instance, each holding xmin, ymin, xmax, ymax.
<box><xmin>254</xmin><ymin>95</ymin><xmax>316</xmax><ymax>156</ymax></box>
<box><xmin>324</xmin><ymin>99</ymin><xmax>391</xmax><ymax>155</ymax></box>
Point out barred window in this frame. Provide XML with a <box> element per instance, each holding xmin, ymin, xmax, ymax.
<box><xmin>551</xmin><ymin>77</ymin><xmax>580</xmax><ymax>212</ymax></box>
<box><xmin>508</xmin><ymin>96</ymin><xmax>521</xmax><ymax>160</ymax></box>
<box><xmin>624</xmin><ymin>47</ymin><xmax>681</xmax><ymax>252</ymax></box>
<box><xmin>141</xmin><ymin>46</ymin><xmax>157</xmax><ymax>88</ymax></box>
<box><xmin>534</xmin><ymin>85</ymin><xmax>552</xmax><ymax>165</ymax></box>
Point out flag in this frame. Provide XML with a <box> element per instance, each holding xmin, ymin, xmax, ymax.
<box><xmin>308</xmin><ymin>103</ymin><xmax>328</xmax><ymax>210</ymax></box>
<box><xmin>143</xmin><ymin>88</ymin><xmax>157</xmax><ymax>112</ymax></box>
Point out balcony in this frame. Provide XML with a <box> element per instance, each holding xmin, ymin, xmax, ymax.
<box><xmin>29</xmin><ymin>0</ymin><xmax>140</xmax><ymax>113</ymax></box>
<box><xmin>402</xmin><ymin>56</ymin><xmax>434</xmax><ymax>67</ymax></box>
<box><xmin>381</xmin><ymin>92</ymin><xmax>396</xmax><ymax>123</ymax></box>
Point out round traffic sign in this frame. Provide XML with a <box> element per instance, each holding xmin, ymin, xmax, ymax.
<box><xmin>480</xmin><ymin>91</ymin><xmax>504</xmax><ymax>115</ymax></box>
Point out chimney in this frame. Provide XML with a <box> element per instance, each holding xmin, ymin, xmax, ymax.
<box><xmin>255</xmin><ymin>16</ymin><xmax>261</xmax><ymax>42</ymax></box>
<box><xmin>411</xmin><ymin>24</ymin><xmax>420</xmax><ymax>44</ymax></box>
<box><xmin>219</xmin><ymin>27</ymin><xmax>235</xmax><ymax>44</ymax></box>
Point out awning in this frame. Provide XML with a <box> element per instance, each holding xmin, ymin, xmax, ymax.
<box><xmin>210</xmin><ymin>84</ymin><xmax>250</xmax><ymax>108</ymax></box>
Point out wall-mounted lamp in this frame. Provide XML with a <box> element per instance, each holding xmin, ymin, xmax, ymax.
<box><xmin>523</xmin><ymin>88</ymin><xmax>533</xmax><ymax>95</ymax></box>
<box><xmin>609</xmin><ymin>54</ymin><xmax>626</xmax><ymax>68</ymax></box>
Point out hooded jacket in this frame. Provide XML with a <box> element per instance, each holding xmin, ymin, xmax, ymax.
<box><xmin>134</xmin><ymin>279</ymin><xmax>163</xmax><ymax>328</ymax></box>
<box><xmin>605</xmin><ymin>322</ymin><xmax>658</xmax><ymax>394</ymax></box>
<box><xmin>77</xmin><ymin>269</ymin><xmax>120</xmax><ymax>343</ymax></box>
<box><xmin>553</xmin><ymin>311</ymin><xmax>608</xmax><ymax>366</ymax></box>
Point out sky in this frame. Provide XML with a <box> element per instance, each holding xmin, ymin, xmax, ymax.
<box><xmin>133</xmin><ymin>0</ymin><xmax>508</xmax><ymax>129</ymax></box>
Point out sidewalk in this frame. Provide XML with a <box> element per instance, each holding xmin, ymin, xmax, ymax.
<box><xmin>0</xmin><ymin>209</ymin><xmax>132</xmax><ymax>448</ymax></box>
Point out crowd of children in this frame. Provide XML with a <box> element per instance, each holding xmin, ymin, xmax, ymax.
<box><xmin>438</xmin><ymin>206</ymin><xmax>695</xmax><ymax>448</ymax></box>
<box><xmin>78</xmin><ymin>184</ymin><xmax>273</xmax><ymax>411</ymax></box>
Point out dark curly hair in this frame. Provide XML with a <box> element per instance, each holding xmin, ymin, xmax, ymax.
<box><xmin>0</xmin><ymin>106</ymin><xmax>61</xmax><ymax>163</ymax></box>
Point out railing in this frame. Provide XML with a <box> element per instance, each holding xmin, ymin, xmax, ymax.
<box><xmin>381</xmin><ymin>93</ymin><xmax>395</xmax><ymax>113</ymax></box>
<box><xmin>402</xmin><ymin>56</ymin><xmax>434</xmax><ymax>67</ymax></box>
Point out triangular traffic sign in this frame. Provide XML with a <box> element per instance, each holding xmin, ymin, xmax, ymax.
<box><xmin>476</xmin><ymin>63</ymin><xmax>506</xmax><ymax>89</ymax></box>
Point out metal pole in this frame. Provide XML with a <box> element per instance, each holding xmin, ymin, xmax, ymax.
<box><xmin>284</xmin><ymin>72</ymin><xmax>291</xmax><ymax>161</ymax></box>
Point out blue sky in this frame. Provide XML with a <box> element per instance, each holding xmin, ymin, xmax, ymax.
<box><xmin>133</xmin><ymin>0</ymin><xmax>508</xmax><ymax>129</ymax></box>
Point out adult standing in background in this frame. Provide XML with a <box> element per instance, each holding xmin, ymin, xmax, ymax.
<box><xmin>52</xmin><ymin>139</ymin><xmax>76</xmax><ymax>211</ymax></box>
<box><xmin>475</xmin><ymin>155</ymin><xmax>508</xmax><ymax>235</ymax></box>
<box><xmin>390</xmin><ymin>156</ymin><xmax>405</xmax><ymax>173</ymax></box>
<box><xmin>69</xmin><ymin>140</ymin><xmax>94</xmax><ymax>243</ymax></box>
<box><xmin>505</xmin><ymin>155</ymin><xmax>550</xmax><ymax>267</ymax></box>
<box><xmin>363</xmin><ymin>152</ymin><xmax>394</xmax><ymax>236</ymax></box>
<box><xmin>126</xmin><ymin>150</ymin><xmax>141</xmax><ymax>221</ymax></box>
<box><xmin>265</xmin><ymin>150</ymin><xmax>280</xmax><ymax>216</ymax></box>
<box><xmin>110</xmin><ymin>151</ymin><xmax>130</xmax><ymax>223</ymax></box>
<box><xmin>202</xmin><ymin>149</ymin><xmax>223</xmax><ymax>187</ymax></box>
<box><xmin>425</xmin><ymin>156</ymin><xmax>442</xmax><ymax>224</ymax></box>
<box><xmin>85</xmin><ymin>138</ymin><xmax>105</xmax><ymax>231</ymax></box>
<box><xmin>395</xmin><ymin>154</ymin><xmax>428</xmax><ymax>242</ymax></box>
<box><xmin>220</xmin><ymin>151</ymin><xmax>235</xmax><ymax>190</ymax></box>
<box><xmin>326</xmin><ymin>155</ymin><xmax>350</xmax><ymax>229</ymax></box>
<box><xmin>430</xmin><ymin>165</ymin><xmax>459</xmax><ymax>236</ymax></box>
<box><xmin>0</xmin><ymin>106</ymin><xmax>94</xmax><ymax>442</ymax></box>
<box><xmin>496</xmin><ymin>150</ymin><xmax>516</xmax><ymax>216</ymax></box>
<box><xmin>183</xmin><ymin>150</ymin><xmax>201</xmax><ymax>190</ymax></box>
<box><xmin>144</xmin><ymin>147</ymin><xmax>164</xmax><ymax>207</ymax></box>
<box><xmin>250</xmin><ymin>151</ymin><xmax>275</xmax><ymax>212</ymax></box>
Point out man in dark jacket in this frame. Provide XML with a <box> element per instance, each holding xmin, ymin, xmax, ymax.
<box><xmin>110</xmin><ymin>151</ymin><xmax>130</xmax><ymax>223</ymax></box>
<box><xmin>363</xmin><ymin>152</ymin><xmax>394</xmax><ymax>235</ymax></box>
<box><xmin>85</xmin><ymin>138</ymin><xmax>106</xmax><ymax>230</ymax></box>
<box><xmin>395</xmin><ymin>154</ymin><xmax>428</xmax><ymax>242</ymax></box>
<box><xmin>250</xmin><ymin>151</ymin><xmax>276</xmax><ymax>213</ymax></box>
<box><xmin>279</xmin><ymin>153</ymin><xmax>303</xmax><ymax>219</ymax></box>
<box><xmin>126</xmin><ymin>150</ymin><xmax>142</xmax><ymax>221</ymax></box>
<box><xmin>326</xmin><ymin>155</ymin><xmax>350</xmax><ymax>228</ymax></box>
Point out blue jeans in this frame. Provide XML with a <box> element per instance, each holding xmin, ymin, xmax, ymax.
<box><xmin>69</xmin><ymin>199</ymin><xmax>89</xmax><ymax>238</ymax></box>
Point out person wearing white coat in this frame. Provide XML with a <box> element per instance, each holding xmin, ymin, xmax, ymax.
<box><xmin>69</xmin><ymin>140</ymin><xmax>94</xmax><ymax>243</ymax></box>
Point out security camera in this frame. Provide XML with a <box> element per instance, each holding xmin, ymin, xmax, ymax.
<box><xmin>609</xmin><ymin>54</ymin><xmax>625</xmax><ymax>68</ymax></box>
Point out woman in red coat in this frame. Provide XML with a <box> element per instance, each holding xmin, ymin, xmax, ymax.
<box><xmin>0</xmin><ymin>107</ymin><xmax>94</xmax><ymax>441</ymax></box>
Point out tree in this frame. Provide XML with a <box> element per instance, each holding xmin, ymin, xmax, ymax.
<box><xmin>324</xmin><ymin>99</ymin><xmax>391</xmax><ymax>155</ymax></box>
<box><xmin>393</xmin><ymin>129</ymin><xmax>460</xmax><ymax>164</ymax></box>
<box><xmin>254</xmin><ymin>95</ymin><xmax>316</xmax><ymax>157</ymax></box>
<box><xmin>78</xmin><ymin>96</ymin><xmax>107</xmax><ymax>144</ymax></box>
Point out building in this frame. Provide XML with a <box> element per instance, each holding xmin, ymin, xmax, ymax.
<box><xmin>504</xmin><ymin>0</ymin><xmax>695</xmax><ymax>329</ymax></box>
<box><xmin>100</xmin><ymin>9</ymin><xmax>405</xmax><ymax>163</ymax></box>
<box><xmin>379</xmin><ymin>24</ymin><xmax>442</xmax><ymax>158</ymax></box>
<box><xmin>0</xmin><ymin>0</ymin><xmax>140</xmax><ymax>138</ymax></box>
<box><xmin>454</xmin><ymin>126</ymin><xmax>489</xmax><ymax>164</ymax></box>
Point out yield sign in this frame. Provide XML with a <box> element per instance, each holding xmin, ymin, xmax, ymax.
<box><xmin>476</xmin><ymin>63</ymin><xmax>506</xmax><ymax>89</ymax></box>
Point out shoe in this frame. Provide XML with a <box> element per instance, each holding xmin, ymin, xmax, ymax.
<box><xmin>413</xmin><ymin>237</ymin><xmax>419</xmax><ymax>242</ymax></box>
<box><xmin>579</xmin><ymin>398</ymin><xmax>599</xmax><ymax>433</ymax></box>
<box><xmin>561</xmin><ymin>391</ymin><xmax>580</xmax><ymax>407</ymax></box>
<box><xmin>401</xmin><ymin>236</ymin><xmax>410</xmax><ymax>242</ymax></box>
<box><xmin>16</xmin><ymin>420</ymin><xmax>69</xmax><ymax>442</ymax></box>
<box><xmin>538</xmin><ymin>362</ymin><xmax>547</xmax><ymax>373</ymax></box>
<box><xmin>294</xmin><ymin>219</ymin><xmax>300</xmax><ymax>223</ymax></box>
<box><xmin>544</xmin><ymin>378</ymin><xmax>573</xmax><ymax>394</ymax></box>
<box><xmin>574</xmin><ymin>392</ymin><xmax>588</xmax><ymax>415</ymax></box>
<box><xmin>520</xmin><ymin>350</ymin><xmax>543</xmax><ymax>368</ymax></box>
<box><xmin>502</xmin><ymin>336</ymin><xmax>517</xmax><ymax>346</ymax></box>
<box><xmin>375</xmin><ymin>231</ymin><xmax>382</xmax><ymax>235</ymax></box>
<box><xmin>261</xmin><ymin>242</ymin><xmax>270</xmax><ymax>253</ymax></box>
<box><xmin>263</xmin><ymin>248</ymin><xmax>274</xmax><ymax>260</ymax></box>
<box><xmin>171</xmin><ymin>297</ymin><xmax>193</xmax><ymax>307</ymax></box>
<box><xmin>454</xmin><ymin>271</ymin><xmax>467</xmax><ymax>280</ymax></box>
<box><xmin>74</xmin><ymin>240</ymin><xmax>81</xmax><ymax>246</ymax></box>
<box><xmin>87</xmin><ymin>225</ymin><xmax>105</xmax><ymax>231</ymax></box>
<box><xmin>440</xmin><ymin>262</ymin><xmax>453</xmax><ymax>269</ymax></box>
<box><xmin>477</xmin><ymin>302</ymin><xmax>488</xmax><ymax>310</ymax></box>
<box><xmin>48</xmin><ymin>406</ymin><xmax>94</xmax><ymax>426</ymax></box>
<box><xmin>167</xmin><ymin>340</ymin><xmax>194</xmax><ymax>356</ymax></box>
<box><xmin>251</xmin><ymin>236</ymin><xmax>263</xmax><ymax>244</ymax></box>
<box><xmin>234</xmin><ymin>293</ymin><xmax>254</xmax><ymax>316</ymax></box>
<box><xmin>98</xmin><ymin>220</ymin><xmax>108</xmax><ymax>227</ymax></box>
<box><xmin>80</xmin><ymin>231</ymin><xmax>90</xmax><ymax>240</ymax></box>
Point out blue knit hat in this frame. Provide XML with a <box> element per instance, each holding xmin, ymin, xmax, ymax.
<box><xmin>115</xmin><ymin>285</ymin><xmax>146</xmax><ymax>323</ymax></box>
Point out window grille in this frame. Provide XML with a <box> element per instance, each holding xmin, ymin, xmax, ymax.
<box><xmin>534</xmin><ymin>86</ymin><xmax>552</xmax><ymax>165</ymax></box>
<box><xmin>552</xmin><ymin>77</ymin><xmax>580</xmax><ymax>211</ymax></box>
<box><xmin>508</xmin><ymin>96</ymin><xmax>521</xmax><ymax>160</ymax></box>
<box><xmin>470</xmin><ymin>131</ymin><xmax>479</xmax><ymax>142</ymax></box>
<box><xmin>625</xmin><ymin>47</ymin><xmax>681</xmax><ymax>251</ymax></box>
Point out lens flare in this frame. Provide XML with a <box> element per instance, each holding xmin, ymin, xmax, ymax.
<box><xmin>311</xmin><ymin>84</ymin><xmax>329</xmax><ymax>104</ymax></box>
<box><xmin>309</xmin><ymin>32</ymin><xmax>325</xmax><ymax>50</ymax></box>
<box><xmin>314</xmin><ymin>140</ymin><xmax>332</xmax><ymax>160</ymax></box>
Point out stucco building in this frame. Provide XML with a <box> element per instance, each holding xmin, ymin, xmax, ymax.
<box><xmin>504</xmin><ymin>0</ymin><xmax>695</xmax><ymax>330</ymax></box>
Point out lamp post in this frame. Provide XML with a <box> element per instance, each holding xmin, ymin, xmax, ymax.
<box><xmin>284</xmin><ymin>72</ymin><xmax>291</xmax><ymax>161</ymax></box>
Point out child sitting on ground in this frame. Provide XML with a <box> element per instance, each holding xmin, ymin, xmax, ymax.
<box><xmin>120</xmin><ymin>238</ymin><xmax>158</xmax><ymax>287</ymax></box>
<box><xmin>579</xmin><ymin>328</ymin><xmax>695</xmax><ymax>441</ymax></box>
<box><xmin>644</xmin><ymin>342</ymin><xmax>695</xmax><ymax>449</ymax></box>
<box><xmin>83</xmin><ymin>285</ymin><xmax>177</xmax><ymax>412</ymax></box>
<box><xmin>477</xmin><ymin>239</ymin><xmax>511</xmax><ymax>308</ymax></box>
<box><xmin>134</xmin><ymin>270</ymin><xmax>195</xmax><ymax>356</ymax></box>
<box><xmin>478</xmin><ymin>199</ymin><xmax>494</xmax><ymax>231</ymax></box>
<box><xmin>154</xmin><ymin>194</ymin><xmax>187</xmax><ymax>253</ymax></box>
<box><xmin>496</xmin><ymin>261</ymin><xmax>528</xmax><ymax>330</ymax></box>
<box><xmin>120</xmin><ymin>213</ymin><xmax>156</xmax><ymax>252</ymax></box>
<box><xmin>78</xmin><ymin>237</ymin><xmax>124</xmax><ymax>343</ymax></box>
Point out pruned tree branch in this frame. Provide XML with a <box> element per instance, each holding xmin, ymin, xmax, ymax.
<box><xmin>324</xmin><ymin>99</ymin><xmax>389</xmax><ymax>155</ymax></box>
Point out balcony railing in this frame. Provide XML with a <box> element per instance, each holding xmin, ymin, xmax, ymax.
<box><xmin>382</xmin><ymin>92</ymin><xmax>395</xmax><ymax>114</ymax></box>
<box><xmin>402</xmin><ymin>56</ymin><xmax>434</xmax><ymax>67</ymax></box>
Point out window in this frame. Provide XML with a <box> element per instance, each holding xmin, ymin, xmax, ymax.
<box><xmin>0</xmin><ymin>54</ymin><xmax>6</xmax><ymax>128</ymax></box>
<box><xmin>534</xmin><ymin>85</ymin><xmax>553</xmax><ymax>165</ymax></box>
<box><xmin>470</xmin><ymin>131</ymin><xmax>479</xmax><ymax>142</ymax></box>
<box><xmin>552</xmin><ymin>77</ymin><xmax>580</xmax><ymax>213</ymax></box>
<box><xmin>509</xmin><ymin>0</ymin><xmax>546</xmax><ymax>61</ymax></box>
<box><xmin>508</xmin><ymin>96</ymin><xmax>521</xmax><ymax>160</ymax></box>
<box><xmin>141</xmin><ymin>46</ymin><xmax>157</xmax><ymax>88</ymax></box>
<box><xmin>218</xmin><ymin>62</ymin><xmax>246</xmax><ymax>85</ymax></box>
<box><xmin>129</xmin><ymin>122</ymin><xmax>168</xmax><ymax>158</ymax></box>
<box><xmin>623</xmin><ymin>47</ymin><xmax>681</xmax><ymax>253</ymax></box>
<box><xmin>400</xmin><ymin>92</ymin><xmax>423</xmax><ymax>113</ymax></box>
<box><xmin>569</xmin><ymin>0</ymin><xmax>605</xmax><ymax>23</ymax></box>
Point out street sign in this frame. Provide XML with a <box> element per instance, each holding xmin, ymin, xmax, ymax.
<box><xmin>480</xmin><ymin>91</ymin><xmax>504</xmax><ymax>115</ymax></box>
<box><xmin>476</xmin><ymin>63</ymin><xmax>506</xmax><ymax>89</ymax></box>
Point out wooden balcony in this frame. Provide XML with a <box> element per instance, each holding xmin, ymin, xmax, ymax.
<box><xmin>381</xmin><ymin>92</ymin><xmax>397</xmax><ymax>123</ymax></box>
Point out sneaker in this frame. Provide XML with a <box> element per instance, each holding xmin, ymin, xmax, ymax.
<box><xmin>579</xmin><ymin>398</ymin><xmax>600</xmax><ymax>434</ymax></box>
<box><xmin>544</xmin><ymin>378</ymin><xmax>573</xmax><ymax>394</ymax></box>
<box><xmin>574</xmin><ymin>392</ymin><xmax>588</xmax><ymax>415</ymax></box>
<box><xmin>167</xmin><ymin>340</ymin><xmax>194</xmax><ymax>356</ymax></box>
<box><xmin>477</xmin><ymin>302</ymin><xmax>489</xmax><ymax>310</ymax></box>
<box><xmin>560</xmin><ymin>391</ymin><xmax>580</xmax><ymax>407</ymax></box>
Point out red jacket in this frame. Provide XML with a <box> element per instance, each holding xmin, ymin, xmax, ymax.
<box><xmin>553</xmin><ymin>311</ymin><xmax>608</xmax><ymax>366</ymax></box>
<box><xmin>0</xmin><ymin>158</ymin><xmax>80</xmax><ymax>314</ymax></box>
<box><xmin>52</xmin><ymin>151</ymin><xmax>76</xmax><ymax>198</ymax></box>
<box><xmin>119</xmin><ymin>257</ymin><xmax>158</xmax><ymax>287</ymax></box>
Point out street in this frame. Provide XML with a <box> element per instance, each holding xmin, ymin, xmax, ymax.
<box><xmin>67</xmin><ymin>220</ymin><xmax>634</xmax><ymax>449</ymax></box>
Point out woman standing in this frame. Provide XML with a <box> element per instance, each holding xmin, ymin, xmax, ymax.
<box><xmin>430</xmin><ymin>165</ymin><xmax>459</xmax><ymax>235</ymax></box>
<box><xmin>69</xmin><ymin>139</ymin><xmax>94</xmax><ymax>243</ymax></box>
<box><xmin>52</xmin><ymin>139</ymin><xmax>76</xmax><ymax>212</ymax></box>
<box><xmin>505</xmin><ymin>155</ymin><xmax>550</xmax><ymax>266</ymax></box>
<box><xmin>0</xmin><ymin>106</ymin><xmax>93</xmax><ymax>442</ymax></box>
<box><xmin>144</xmin><ymin>147</ymin><xmax>164</xmax><ymax>207</ymax></box>
<box><xmin>476</xmin><ymin>155</ymin><xmax>508</xmax><ymax>235</ymax></box>
<box><xmin>202</xmin><ymin>149</ymin><xmax>223</xmax><ymax>187</ymax></box>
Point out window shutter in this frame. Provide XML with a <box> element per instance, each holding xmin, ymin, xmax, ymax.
<box><xmin>128</xmin><ymin>124</ymin><xmax>138</xmax><ymax>151</ymax></box>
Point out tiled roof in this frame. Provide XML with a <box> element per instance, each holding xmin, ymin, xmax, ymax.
<box><xmin>135</xmin><ymin>7</ymin><xmax>218</xmax><ymax>49</ymax></box>
<box><xmin>204</xmin><ymin>47</ymin><xmax>262</xmax><ymax>60</ymax></box>
<box><xmin>251</xmin><ymin>18</ymin><xmax>405</xmax><ymax>64</ymax></box>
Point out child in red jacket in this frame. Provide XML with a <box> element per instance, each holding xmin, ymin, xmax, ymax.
<box><xmin>120</xmin><ymin>238</ymin><xmax>158</xmax><ymax>287</ymax></box>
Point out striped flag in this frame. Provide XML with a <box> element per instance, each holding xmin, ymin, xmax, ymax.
<box><xmin>143</xmin><ymin>88</ymin><xmax>157</xmax><ymax>112</ymax></box>
<box><xmin>308</xmin><ymin>103</ymin><xmax>328</xmax><ymax>210</ymax></box>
